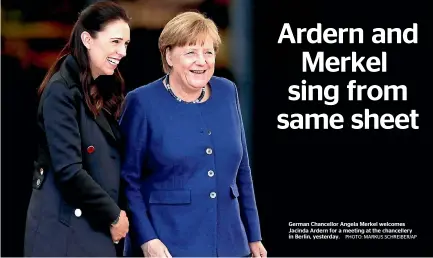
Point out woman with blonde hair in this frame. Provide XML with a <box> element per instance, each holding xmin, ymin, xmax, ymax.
<box><xmin>120</xmin><ymin>11</ymin><xmax>266</xmax><ymax>257</ymax></box>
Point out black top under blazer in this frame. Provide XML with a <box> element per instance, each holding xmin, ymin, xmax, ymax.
<box><xmin>24</xmin><ymin>55</ymin><xmax>123</xmax><ymax>256</ymax></box>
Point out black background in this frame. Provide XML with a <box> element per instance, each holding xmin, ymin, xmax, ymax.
<box><xmin>2</xmin><ymin>0</ymin><xmax>433</xmax><ymax>256</ymax></box>
<box><xmin>251</xmin><ymin>0</ymin><xmax>433</xmax><ymax>256</ymax></box>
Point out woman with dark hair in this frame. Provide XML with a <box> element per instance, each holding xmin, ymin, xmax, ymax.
<box><xmin>24</xmin><ymin>1</ymin><xmax>131</xmax><ymax>256</ymax></box>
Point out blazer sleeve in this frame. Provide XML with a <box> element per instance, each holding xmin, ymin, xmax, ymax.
<box><xmin>233</xmin><ymin>83</ymin><xmax>262</xmax><ymax>242</ymax></box>
<box><xmin>42</xmin><ymin>82</ymin><xmax>120</xmax><ymax>225</ymax></box>
<box><xmin>119</xmin><ymin>90</ymin><xmax>158</xmax><ymax>246</ymax></box>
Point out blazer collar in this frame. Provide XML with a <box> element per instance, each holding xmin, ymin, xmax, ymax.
<box><xmin>59</xmin><ymin>55</ymin><xmax>120</xmax><ymax>144</ymax></box>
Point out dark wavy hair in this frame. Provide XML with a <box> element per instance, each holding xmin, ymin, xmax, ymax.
<box><xmin>38</xmin><ymin>1</ymin><xmax>130</xmax><ymax>119</ymax></box>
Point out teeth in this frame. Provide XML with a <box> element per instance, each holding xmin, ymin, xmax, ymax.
<box><xmin>191</xmin><ymin>70</ymin><xmax>205</xmax><ymax>74</ymax></box>
<box><xmin>107</xmin><ymin>58</ymin><xmax>119</xmax><ymax>65</ymax></box>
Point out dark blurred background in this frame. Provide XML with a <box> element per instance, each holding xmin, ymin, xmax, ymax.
<box><xmin>2</xmin><ymin>0</ymin><xmax>433</xmax><ymax>256</ymax></box>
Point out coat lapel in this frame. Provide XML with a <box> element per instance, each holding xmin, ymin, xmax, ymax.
<box><xmin>94</xmin><ymin>111</ymin><xmax>118</xmax><ymax>143</ymax></box>
<box><xmin>60</xmin><ymin>55</ymin><xmax>121</xmax><ymax>145</ymax></box>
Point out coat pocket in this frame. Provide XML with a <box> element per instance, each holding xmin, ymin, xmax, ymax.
<box><xmin>149</xmin><ymin>189</ymin><xmax>191</xmax><ymax>204</ymax></box>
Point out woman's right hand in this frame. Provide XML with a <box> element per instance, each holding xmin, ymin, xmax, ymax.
<box><xmin>110</xmin><ymin>210</ymin><xmax>129</xmax><ymax>243</ymax></box>
<box><xmin>141</xmin><ymin>239</ymin><xmax>172</xmax><ymax>258</ymax></box>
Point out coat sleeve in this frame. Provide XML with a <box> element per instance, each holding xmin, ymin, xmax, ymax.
<box><xmin>43</xmin><ymin>82</ymin><xmax>120</xmax><ymax>225</ymax></box>
<box><xmin>119</xmin><ymin>90</ymin><xmax>158</xmax><ymax>246</ymax></box>
<box><xmin>233</xmin><ymin>83</ymin><xmax>262</xmax><ymax>242</ymax></box>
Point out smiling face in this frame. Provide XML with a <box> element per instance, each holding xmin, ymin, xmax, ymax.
<box><xmin>166</xmin><ymin>35</ymin><xmax>215</xmax><ymax>90</ymax></box>
<box><xmin>83</xmin><ymin>19</ymin><xmax>130</xmax><ymax>79</ymax></box>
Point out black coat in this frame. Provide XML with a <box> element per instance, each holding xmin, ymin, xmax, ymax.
<box><xmin>24</xmin><ymin>55</ymin><xmax>124</xmax><ymax>256</ymax></box>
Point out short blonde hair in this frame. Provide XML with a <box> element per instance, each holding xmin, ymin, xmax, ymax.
<box><xmin>158</xmin><ymin>11</ymin><xmax>222</xmax><ymax>73</ymax></box>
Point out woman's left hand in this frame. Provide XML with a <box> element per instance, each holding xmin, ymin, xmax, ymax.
<box><xmin>249</xmin><ymin>241</ymin><xmax>267</xmax><ymax>257</ymax></box>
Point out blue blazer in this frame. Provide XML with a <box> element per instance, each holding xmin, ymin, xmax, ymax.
<box><xmin>119</xmin><ymin>76</ymin><xmax>262</xmax><ymax>257</ymax></box>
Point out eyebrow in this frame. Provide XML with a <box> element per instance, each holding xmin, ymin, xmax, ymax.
<box><xmin>185</xmin><ymin>47</ymin><xmax>214</xmax><ymax>51</ymax></box>
<box><xmin>111</xmin><ymin>37</ymin><xmax>130</xmax><ymax>42</ymax></box>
